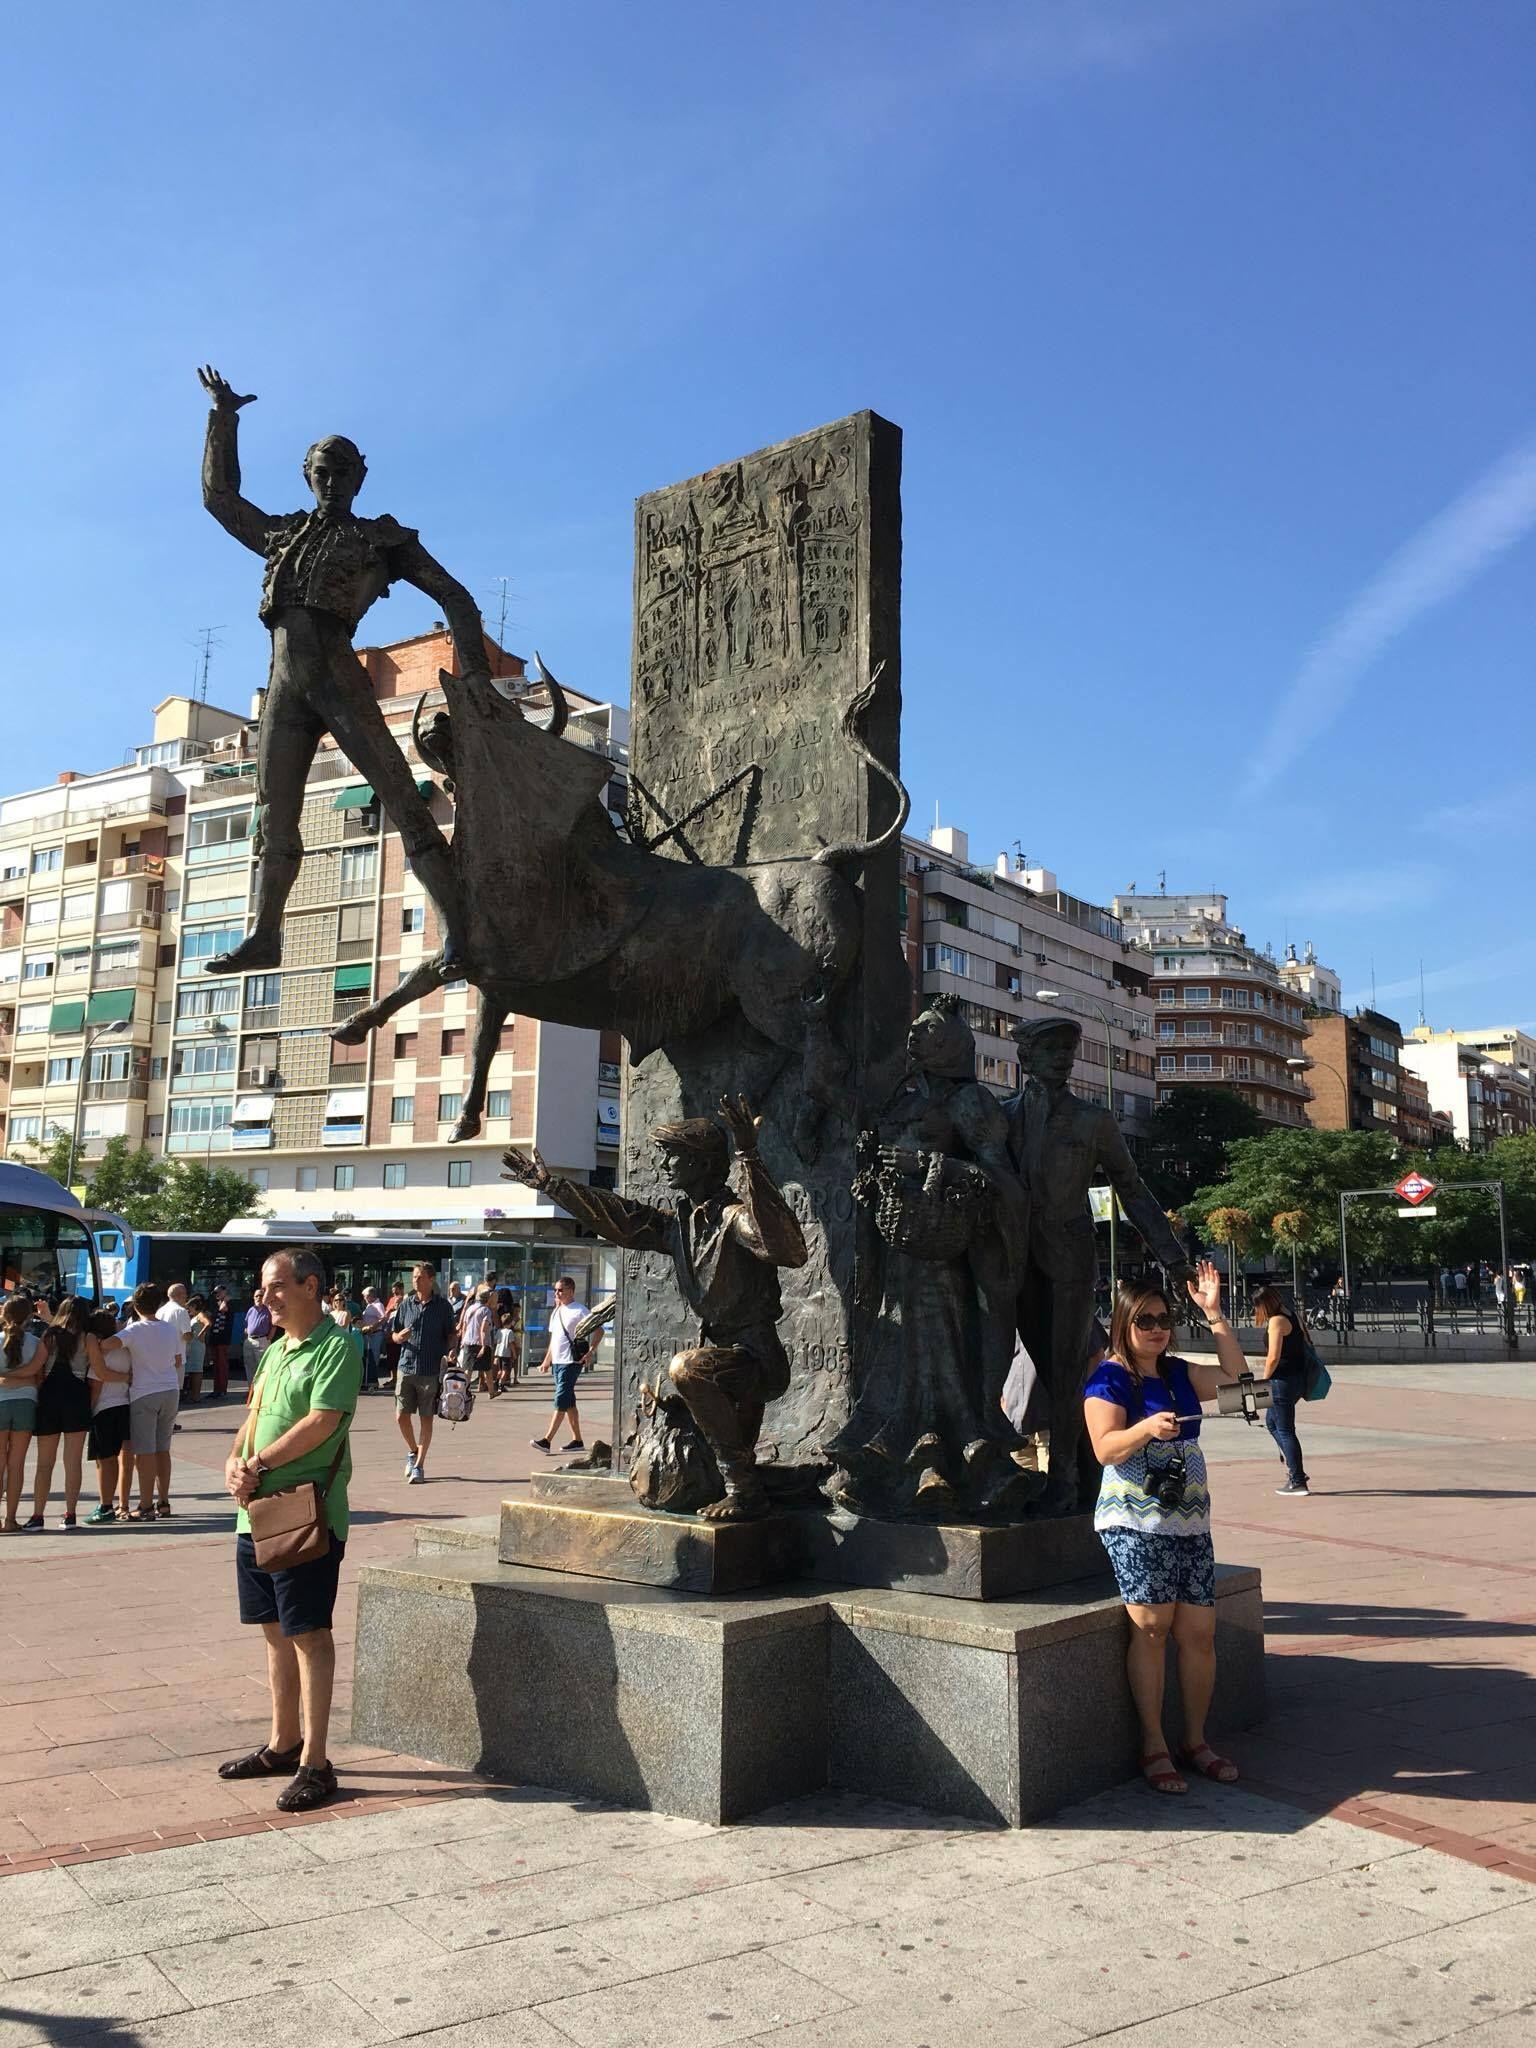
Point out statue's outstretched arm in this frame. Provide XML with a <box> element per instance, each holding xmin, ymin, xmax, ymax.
<box><xmin>503</xmin><ymin>1148</ymin><xmax>672</xmax><ymax>1254</ymax></box>
<box><xmin>1100</xmin><ymin>1114</ymin><xmax>1187</xmax><ymax>1270</ymax></box>
<box><xmin>198</xmin><ymin>366</ymin><xmax>274</xmax><ymax>556</ymax></box>
<box><xmin>395</xmin><ymin>539</ymin><xmax>489</xmax><ymax>684</ymax></box>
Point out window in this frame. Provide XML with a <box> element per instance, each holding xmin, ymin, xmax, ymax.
<box><xmin>167</xmin><ymin>1100</ymin><xmax>233</xmax><ymax>1136</ymax></box>
<box><xmin>438</xmin><ymin>1092</ymin><xmax>463</xmax><ymax>1121</ymax></box>
<box><xmin>401</xmin><ymin>905</ymin><xmax>425</xmax><ymax>934</ymax></box>
<box><xmin>248</xmin><ymin>1168</ymin><xmax>269</xmax><ymax>1192</ymax></box>
<box><xmin>90</xmin><ymin>1047</ymin><xmax>132</xmax><ymax>1083</ymax></box>
<box><xmin>447</xmin><ymin>1159</ymin><xmax>472</xmax><ymax>1187</ymax></box>
<box><xmin>333</xmin><ymin>1165</ymin><xmax>356</xmax><ymax>1191</ymax></box>
<box><xmin>181</xmin><ymin>925</ymin><xmax>244</xmax><ymax>969</ymax></box>
<box><xmin>390</xmin><ymin>1095</ymin><xmax>413</xmax><ymax>1123</ymax></box>
<box><xmin>245</xmin><ymin>974</ymin><xmax>281</xmax><ymax>1011</ymax></box>
<box><xmin>923</xmin><ymin>943</ymin><xmax>970</xmax><ymax>977</ymax></box>
<box><xmin>1159</xmin><ymin>1055</ymin><xmax>1177</xmax><ymax>1074</ymax></box>
<box><xmin>172</xmin><ymin>1040</ymin><xmax>236</xmax><ymax>1081</ymax></box>
<box><xmin>339</xmin><ymin>845</ymin><xmax>377</xmax><ymax>896</ymax></box>
<box><xmin>486</xmin><ymin>1090</ymin><xmax>511</xmax><ymax>1118</ymax></box>
<box><xmin>1185</xmin><ymin>987</ymin><xmax>1210</xmax><ymax>1005</ymax></box>
<box><xmin>383</xmin><ymin>1162</ymin><xmax>407</xmax><ymax>1189</ymax></box>
<box><xmin>337</xmin><ymin>903</ymin><xmax>372</xmax><ymax>946</ymax></box>
<box><xmin>46</xmin><ymin>1056</ymin><xmax>81</xmax><ymax>1084</ymax></box>
<box><xmin>177</xmin><ymin>982</ymin><xmax>239</xmax><ymax>1024</ymax></box>
<box><xmin>441</xmin><ymin>1028</ymin><xmax>466</xmax><ymax>1056</ymax></box>
<box><xmin>17</xmin><ymin>1001</ymin><xmax>51</xmax><ymax>1033</ymax></box>
<box><xmin>1185</xmin><ymin>1053</ymin><xmax>1213</xmax><ymax>1072</ymax></box>
<box><xmin>394</xmin><ymin>1032</ymin><xmax>418</xmax><ymax>1059</ymax></box>
<box><xmin>1185</xmin><ymin>1020</ymin><xmax>1211</xmax><ymax>1040</ymax></box>
<box><xmin>31</xmin><ymin>846</ymin><xmax>61</xmax><ymax>874</ymax></box>
<box><xmin>186</xmin><ymin>808</ymin><xmax>252</xmax><ymax>861</ymax></box>
<box><xmin>21</xmin><ymin>956</ymin><xmax>53</xmax><ymax>981</ymax></box>
<box><xmin>27</xmin><ymin>898</ymin><xmax>59</xmax><ymax>928</ymax></box>
<box><xmin>1158</xmin><ymin>988</ymin><xmax>1175</xmax><ymax>1005</ymax></box>
<box><xmin>296</xmin><ymin>1166</ymin><xmax>318</xmax><ymax>1192</ymax></box>
<box><xmin>9</xmin><ymin>1115</ymin><xmax>42</xmax><ymax>1143</ymax></box>
<box><xmin>60</xmin><ymin>891</ymin><xmax>91</xmax><ymax>923</ymax></box>
<box><xmin>183</xmin><ymin>871</ymin><xmax>248</xmax><ymax>920</ymax></box>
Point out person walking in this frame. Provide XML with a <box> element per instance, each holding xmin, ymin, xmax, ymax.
<box><xmin>157</xmin><ymin>1284</ymin><xmax>194</xmax><ymax>1428</ymax></box>
<box><xmin>205</xmin><ymin>1287</ymin><xmax>234</xmax><ymax>1400</ymax></box>
<box><xmin>387</xmin><ymin>1262</ymin><xmax>455</xmax><ymax>1484</ymax></box>
<box><xmin>243</xmin><ymin>1287</ymin><xmax>274</xmax><ymax>1388</ymax></box>
<box><xmin>1252</xmin><ymin>1286</ymin><xmax>1311</xmax><ymax>1496</ymax></box>
<box><xmin>219</xmin><ymin>1246</ymin><xmax>359</xmax><ymax>1813</ymax></box>
<box><xmin>24</xmin><ymin>1297</ymin><xmax>94</xmax><ymax>1530</ymax></box>
<box><xmin>1</xmin><ymin>1296</ymin><xmax>49</xmax><ymax>1531</ymax></box>
<box><xmin>1082</xmin><ymin>1262</ymin><xmax>1247</xmax><ymax>1795</ymax></box>
<box><xmin>99</xmin><ymin>1284</ymin><xmax>184</xmax><ymax>1521</ymax></box>
<box><xmin>531</xmin><ymin>1275</ymin><xmax>587</xmax><ymax>1455</ymax></box>
<box><xmin>493</xmin><ymin>1297</ymin><xmax>521</xmax><ymax>1392</ymax></box>
<box><xmin>460</xmin><ymin>1285</ymin><xmax>494</xmax><ymax>1396</ymax></box>
<box><xmin>357</xmin><ymin>1287</ymin><xmax>387</xmax><ymax>1392</ymax></box>
<box><xmin>86</xmin><ymin>1308</ymin><xmax>134</xmax><ymax>1522</ymax></box>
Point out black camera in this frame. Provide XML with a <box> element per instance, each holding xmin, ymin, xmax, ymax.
<box><xmin>1146</xmin><ymin>1446</ymin><xmax>1187</xmax><ymax>1514</ymax></box>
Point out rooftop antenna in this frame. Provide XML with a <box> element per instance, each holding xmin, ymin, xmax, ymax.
<box><xmin>187</xmin><ymin>626</ymin><xmax>226</xmax><ymax>703</ymax></box>
<box><xmin>1157</xmin><ymin>868</ymin><xmax>1167</xmax><ymax>894</ymax></box>
<box><xmin>1418</xmin><ymin>959</ymin><xmax>1427</xmax><ymax>1029</ymax></box>
<box><xmin>485</xmin><ymin>577</ymin><xmax>515</xmax><ymax>677</ymax></box>
<box><xmin>1370</xmin><ymin>958</ymin><xmax>1377</xmax><ymax>1009</ymax></box>
<box><xmin>1012</xmin><ymin>838</ymin><xmax>1027</xmax><ymax>871</ymax></box>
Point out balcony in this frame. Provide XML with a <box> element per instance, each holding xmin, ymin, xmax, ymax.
<box><xmin>96</xmin><ymin>908</ymin><xmax>162</xmax><ymax>935</ymax></box>
<box><xmin>85</xmin><ymin>1076</ymin><xmax>150</xmax><ymax>1103</ymax></box>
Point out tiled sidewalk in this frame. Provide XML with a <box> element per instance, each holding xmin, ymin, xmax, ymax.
<box><xmin>0</xmin><ymin>1780</ymin><xmax>1532</xmax><ymax>2047</ymax></box>
<box><xmin>2</xmin><ymin>1359</ymin><xmax>1534</xmax><ymax>1888</ymax></box>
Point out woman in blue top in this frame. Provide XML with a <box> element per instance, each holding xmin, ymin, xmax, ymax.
<box><xmin>1084</xmin><ymin>1260</ymin><xmax>1248</xmax><ymax>1795</ymax></box>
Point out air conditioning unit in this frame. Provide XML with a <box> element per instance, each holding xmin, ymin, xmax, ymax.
<box><xmin>1033</xmin><ymin>953</ymin><xmax>1047</xmax><ymax>966</ymax></box>
<box><xmin>261</xmin><ymin>1067</ymin><xmax>279</xmax><ymax>1087</ymax></box>
<box><xmin>1009</xmin><ymin>945</ymin><xmax>1022</xmax><ymax>958</ymax></box>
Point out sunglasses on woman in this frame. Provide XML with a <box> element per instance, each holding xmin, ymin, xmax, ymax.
<box><xmin>1132</xmin><ymin>1312</ymin><xmax>1174</xmax><ymax>1332</ymax></box>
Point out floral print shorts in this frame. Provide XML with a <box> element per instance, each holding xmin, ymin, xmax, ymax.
<box><xmin>1099</xmin><ymin>1528</ymin><xmax>1216</xmax><ymax>1608</ymax></box>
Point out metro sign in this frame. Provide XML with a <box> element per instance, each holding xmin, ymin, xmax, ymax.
<box><xmin>1395</xmin><ymin>1172</ymin><xmax>1437</xmax><ymax>1207</ymax></box>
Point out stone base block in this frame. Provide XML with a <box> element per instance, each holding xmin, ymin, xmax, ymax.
<box><xmin>800</xmin><ymin>1509</ymin><xmax>1108</xmax><ymax>1600</ymax></box>
<box><xmin>353</xmin><ymin>1553</ymin><xmax>1264</xmax><ymax>1828</ymax></box>
<box><xmin>499</xmin><ymin>1495</ymin><xmax>804</xmax><ymax>1595</ymax></box>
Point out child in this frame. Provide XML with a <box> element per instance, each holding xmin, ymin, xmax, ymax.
<box><xmin>1</xmin><ymin>1296</ymin><xmax>49</xmax><ymax>1531</ymax></box>
<box><xmin>493</xmin><ymin>1302</ymin><xmax>521</xmax><ymax>1393</ymax></box>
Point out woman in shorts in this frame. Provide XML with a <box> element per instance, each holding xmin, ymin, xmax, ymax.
<box><xmin>1083</xmin><ymin>1262</ymin><xmax>1247</xmax><ymax>1796</ymax></box>
<box><xmin>23</xmin><ymin>1297</ymin><xmax>94</xmax><ymax>1530</ymax></box>
<box><xmin>1</xmin><ymin>1296</ymin><xmax>50</xmax><ymax>1531</ymax></box>
<box><xmin>87</xmin><ymin>1308</ymin><xmax>134</xmax><ymax>1522</ymax></box>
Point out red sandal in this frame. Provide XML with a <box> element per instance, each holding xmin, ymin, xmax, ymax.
<box><xmin>1178</xmin><ymin>1742</ymin><xmax>1239</xmax><ymax>1783</ymax></box>
<box><xmin>1141</xmin><ymin>1751</ymin><xmax>1188</xmax><ymax>1795</ymax></box>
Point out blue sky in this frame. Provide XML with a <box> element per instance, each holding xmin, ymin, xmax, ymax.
<box><xmin>5</xmin><ymin>0</ymin><xmax>1533</xmax><ymax>1029</ymax></box>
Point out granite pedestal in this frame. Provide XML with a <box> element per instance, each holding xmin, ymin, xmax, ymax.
<box><xmin>352</xmin><ymin>1536</ymin><xmax>1265</xmax><ymax>1827</ymax></box>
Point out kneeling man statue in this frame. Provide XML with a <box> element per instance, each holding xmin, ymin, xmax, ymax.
<box><xmin>503</xmin><ymin>1098</ymin><xmax>808</xmax><ymax>1520</ymax></box>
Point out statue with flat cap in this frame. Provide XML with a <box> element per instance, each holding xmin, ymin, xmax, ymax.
<box><xmin>1006</xmin><ymin>1014</ymin><xmax>1190</xmax><ymax>1515</ymax></box>
<box><xmin>195</xmin><ymin>365</ymin><xmax>488</xmax><ymax>974</ymax></box>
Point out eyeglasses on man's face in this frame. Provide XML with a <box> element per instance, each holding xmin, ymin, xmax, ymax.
<box><xmin>1132</xmin><ymin>1312</ymin><xmax>1174</xmax><ymax>1332</ymax></box>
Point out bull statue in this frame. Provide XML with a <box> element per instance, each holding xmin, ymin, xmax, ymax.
<box><xmin>332</xmin><ymin>661</ymin><xmax>908</xmax><ymax>1154</ymax></box>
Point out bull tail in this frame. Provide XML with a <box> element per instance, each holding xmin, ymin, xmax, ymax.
<box><xmin>812</xmin><ymin>662</ymin><xmax>909</xmax><ymax>870</ymax></box>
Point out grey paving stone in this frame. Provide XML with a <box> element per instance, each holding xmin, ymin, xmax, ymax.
<box><xmin>359</xmin><ymin>2017</ymin><xmax>571</xmax><ymax>2048</ymax></box>
<box><xmin>0</xmin><ymin>1884</ymin><xmax>262</xmax><ymax>1980</ymax></box>
<box><xmin>71</xmin><ymin>1827</ymin><xmax>321</xmax><ymax>1905</ymax></box>
<box><xmin>1200</xmin><ymin>1864</ymin><xmax>1470</xmax><ymax>1972</ymax></box>
<box><xmin>435</xmin><ymin>1804</ymin><xmax>711</xmax><ymax>1885</ymax></box>
<box><xmin>770</xmin><ymin>1919</ymin><xmax>1026</xmax><ymax>2004</ymax></box>
<box><xmin>1132</xmin><ymin>1815</ymin><xmax>1418</xmax><ymax>1899</ymax></box>
<box><xmin>0</xmin><ymin>1865</ymin><xmax>91</xmax><ymax>1917</ymax></box>
<box><xmin>150</xmin><ymin>1903</ymin><xmax>436</xmax><ymax>2008</ymax></box>
<box><xmin>1382</xmin><ymin>1898</ymin><xmax>1536</xmax><ymax>2019</ymax></box>
<box><xmin>0</xmin><ymin>1953</ymin><xmax>188</xmax><ymax>2048</ymax></box>
<box><xmin>536</xmin><ymin>1948</ymin><xmax>849</xmax><ymax>2048</ymax></box>
<box><xmin>1324</xmin><ymin>1845</ymin><xmax>1531</xmax><ymax>1925</ymax></box>
<box><xmin>391</xmin><ymin>1863</ymin><xmax>659</xmax><ymax>1950</ymax></box>
<box><xmin>222</xmin><ymin>1845</ymin><xmax>474</xmax><ymax>1927</ymax></box>
<box><xmin>334</xmin><ymin>1927</ymin><xmax>637</xmax><ymax>2039</ymax></box>
<box><xmin>583</xmin><ymin>1874</ymin><xmax>851</xmax><ymax>1971</ymax></box>
<box><xmin>297</xmin><ymin>1793</ymin><xmax>546</xmax><ymax>1863</ymax></box>
<box><xmin>734</xmin><ymin>1983</ymin><xmax>1078</xmax><ymax>2048</ymax></box>
<box><xmin>990</xmin><ymin>1935</ymin><xmax>1282</xmax><ymax>2036</ymax></box>
<box><xmin>1207</xmin><ymin>1944</ymin><xmax>1519</xmax><ymax>2045</ymax></box>
<box><xmin>131</xmin><ymin>1979</ymin><xmax>385</xmax><ymax>2048</ymax></box>
<box><xmin>786</xmin><ymin>1830</ymin><xmax>1081</xmax><ymax>1918</ymax></box>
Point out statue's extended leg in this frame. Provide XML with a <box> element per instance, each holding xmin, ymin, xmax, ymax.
<box><xmin>450</xmin><ymin>995</ymin><xmax>507</xmax><ymax>1142</ymax></box>
<box><xmin>318</xmin><ymin>632</ymin><xmax>467</xmax><ymax>971</ymax></box>
<box><xmin>667</xmin><ymin>1347</ymin><xmax>769</xmax><ymax>1520</ymax></box>
<box><xmin>207</xmin><ymin>656</ymin><xmax>322</xmax><ymax>975</ymax></box>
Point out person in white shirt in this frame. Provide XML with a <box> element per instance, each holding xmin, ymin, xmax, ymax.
<box><xmin>357</xmin><ymin>1287</ymin><xmax>387</xmax><ymax>1393</ymax></box>
<box><xmin>101</xmin><ymin>1284</ymin><xmax>184</xmax><ymax>1520</ymax></box>
<box><xmin>158</xmin><ymin>1285</ymin><xmax>194</xmax><ymax>1422</ymax></box>
<box><xmin>459</xmin><ymin>1286</ymin><xmax>494</xmax><ymax>1395</ymax></box>
<box><xmin>531</xmin><ymin>1276</ymin><xmax>588</xmax><ymax>1454</ymax></box>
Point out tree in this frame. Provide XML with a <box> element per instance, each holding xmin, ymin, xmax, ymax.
<box><xmin>1205</xmin><ymin>1206</ymin><xmax>1257</xmax><ymax>1297</ymax></box>
<box><xmin>1185</xmin><ymin>1126</ymin><xmax>1411</xmax><ymax>1267</ymax></box>
<box><xmin>1271</xmin><ymin>1208</ymin><xmax>1314</xmax><ymax>1295</ymax></box>
<box><xmin>1407</xmin><ymin>1133</ymin><xmax>1536</xmax><ymax>1272</ymax></box>
<box><xmin>83</xmin><ymin>1138</ymin><xmax>173</xmax><ymax>1232</ymax></box>
<box><xmin>155</xmin><ymin>1161</ymin><xmax>263</xmax><ymax>1234</ymax></box>
<box><xmin>1141</xmin><ymin>1089</ymin><xmax>1262</xmax><ymax>1209</ymax></box>
<box><xmin>17</xmin><ymin>1128</ymin><xmax>77</xmax><ymax>1189</ymax></box>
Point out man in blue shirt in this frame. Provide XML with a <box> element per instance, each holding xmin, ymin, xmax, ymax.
<box><xmin>388</xmin><ymin>1262</ymin><xmax>457</xmax><ymax>1484</ymax></box>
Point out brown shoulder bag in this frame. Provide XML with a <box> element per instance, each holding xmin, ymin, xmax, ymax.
<box><xmin>241</xmin><ymin>1368</ymin><xmax>349</xmax><ymax>1571</ymax></box>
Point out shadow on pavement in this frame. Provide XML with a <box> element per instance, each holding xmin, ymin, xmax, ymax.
<box><xmin>1264</xmin><ymin>1601</ymin><xmax>1536</xmax><ymax>1640</ymax></box>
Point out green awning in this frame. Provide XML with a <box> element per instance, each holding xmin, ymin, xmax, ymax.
<box><xmin>334</xmin><ymin>784</ymin><xmax>376</xmax><ymax>811</ymax></box>
<box><xmin>86</xmin><ymin>989</ymin><xmax>136</xmax><ymax>1026</ymax></box>
<box><xmin>49</xmin><ymin>999</ymin><xmax>86</xmax><ymax>1033</ymax></box>
<box><xmin>334</xmin><ymin>965</ymin><xmax>373</xmax><ymax>994</ymax></box>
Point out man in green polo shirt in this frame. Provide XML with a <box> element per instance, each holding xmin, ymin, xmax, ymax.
<box><xmin>217</xmin><ymin>1246</ymin><xmax>359</xmax><ymax>1813</ymax></box>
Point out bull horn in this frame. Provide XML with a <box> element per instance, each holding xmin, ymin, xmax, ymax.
<box><xmin>812</xmin><ymin>661</ymin><xmax>910</xmax><ymax>870</ymax></box>
<box><xmin>531</xmin><ymin>648</ymin><xmax>571</xmax><ymax>739</ymax></box>
<box><xmin>411</xmin><ymin>692</ymin><xmax>431</xmax><ymax>762</ymax></box>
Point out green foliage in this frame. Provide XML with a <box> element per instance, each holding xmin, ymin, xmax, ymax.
<box><xmin>1186</xmin><ymin>1127</ymin><xmax>1406</xmax><ymax>1262</ymax></box>
<box><xmin>1407</xmin><ymin>1134</ymin><xmax>1536</xmax><ymax>1267</ymax></box>
<box><xmin>17</xmin><ymin>1128</ymin><xmax>78</xmax><ymax>1189</ymax></box>
<box><xmin>1142</xmin><ymin>1089</ymin><xmax>1263</xmax><ymax>1209</ymax></box>
<box><xmin>17</xmin><ymin>1133</ymin><xmax>261</xmax><ymax>1235</ymax></box>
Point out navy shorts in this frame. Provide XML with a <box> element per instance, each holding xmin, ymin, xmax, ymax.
<box><xmin>552</xmin><ymin>1362</ymin><xmax>580</xmax><ymax>1409</ymax></box>
<box><xmin>1098</xmin><ymin>1528</ymin><xmax>1215</xmax><ymax>1609</ymax></box>
<box><xmin>236</xmin><ymin>1532</ymin><xmax>346</xmax><ymax>1637</ymax></box>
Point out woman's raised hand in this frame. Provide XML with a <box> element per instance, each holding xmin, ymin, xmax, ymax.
<box><xmin>1187</xmin><ymin>1257</ymin><xmax>1224</xmax><ymax>1320</ymax></box>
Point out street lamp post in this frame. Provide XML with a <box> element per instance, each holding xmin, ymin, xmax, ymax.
<box><xmin>1035</xmin><ymin>987</ymin><xmax>1123</xmax><ymax>1294</ymax></box>
<box><xmin>65</xmin><ymin>1018</ymin><xmax>132</xmax><ymax>1193</ymax></box>
<box><xmin>1289</xmin><ymin>1053</ymin><xmax>1351</xmax><ymax>1322</ymax></box>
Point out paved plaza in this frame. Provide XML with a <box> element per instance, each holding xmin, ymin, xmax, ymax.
<box><xmin>1</xmin><ymin>1356</ymin><xmax>1534</xmax><ymax>2044</ymax></box>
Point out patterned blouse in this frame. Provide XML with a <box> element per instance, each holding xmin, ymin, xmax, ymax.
<box><xmin>1084</xmin><ymin>1355</ymin><xmax>1211</xmax><ymax>1538</ymax></box>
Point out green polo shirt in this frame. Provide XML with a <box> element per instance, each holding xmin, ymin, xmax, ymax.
<box><xmin>237</xmin><ymin>1315</ymin><xmax>360</xmax><ymax>1541</ymax></box>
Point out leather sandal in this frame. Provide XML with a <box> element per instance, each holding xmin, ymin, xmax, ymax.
<box><xmin>276</xmin><ymin>1761</ymin><xmax>338</xmax><ymax>1812</ymax></box>
<box><xmin>1178</xmin><ymin>1742</ymin><xmax>1240</xmax><ymax>1783</ymax></box>
<box><xmin>218</xmin><ymin>1741</ymin><xmax>302</xmax><ymax>1781</ymax></box>
<box><xmin>1141</xmin><ymin>1750</ymin><xmax>1188</xmax><ymax>1795</ymax></box>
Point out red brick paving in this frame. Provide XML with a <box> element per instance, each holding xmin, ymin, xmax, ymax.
<box><xmin>2</xmin><ymin>1360</ymin><xmax>1534</xmax><ymax>1881</ymax></box>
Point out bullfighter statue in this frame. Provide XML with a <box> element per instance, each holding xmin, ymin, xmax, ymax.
<box><xmin>1007</xmin><ymin>1015</ymin><xmax>1190</xmax><ymax>1514</ymax></box>
<box><xmin>502</xmin><ymin>1097</ymin><xmax>808</xmax><ymax>1521</ymax></box>
<box><xmin>196</xmin><ymin>365</ymin><xmax>487</xmax><ymax>973</ymax></box>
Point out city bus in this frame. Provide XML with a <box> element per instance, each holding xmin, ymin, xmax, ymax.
<box><xmin>91</xmin><ymin>1220</ymin><xmax>620</xmax><ymax>1376</ymax></box>
<box><xmin>0</xmin><ymin>1162</ymin><xmax>117</xmax><ymax>1303</ymax></box>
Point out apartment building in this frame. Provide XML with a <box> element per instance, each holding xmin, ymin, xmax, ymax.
<box><xmin>2</xmin><ymin>630</ymin><xmax>627</xmax><ymax>1233</ymax></box>
<box><xmin>1402</xmin><ymin>1028</ymin><xmax>1535</xmax><ymax>1150</ymax></box>
<box><xmin>1113</xmin><ymin>891</ymin><xmax>1312</xmax><ymax>1127</ymax></box>
<box><xmin>1399</xmin><ymin>1066</ymin><xmax>1450</xmax><ymax>1150</ymax></box>
<box><xmin>1277</xmin><ymin>941</ymin><xmax>1343</xmax><ymax>1015</ymax></box>
<box><xmin>1301</xmin><ymin>1006</ymin><xmax>1406</xmax><ymax>1134</ymax></box>
<box><xmin>906</xmin><ymin>826</ymin><xmax>1159</xmax><ymax>1137</ymax></box>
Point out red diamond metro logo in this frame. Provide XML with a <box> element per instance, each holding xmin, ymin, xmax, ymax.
<box><xmin>1395</xmin><ymin>1172</ymin><xmax>1436</xmax><ymax>1207</ymax></box>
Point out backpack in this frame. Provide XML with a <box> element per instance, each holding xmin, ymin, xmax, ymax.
<box><xmin>1294</xmin><ymin>1308</ymin><xmax>1331</xmax><ymax>1401</ymax></box>
<box><xmin>436</xmin><ymin>1364</ymin><xmax>475</xmax><ymax>1425</ymax></box>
